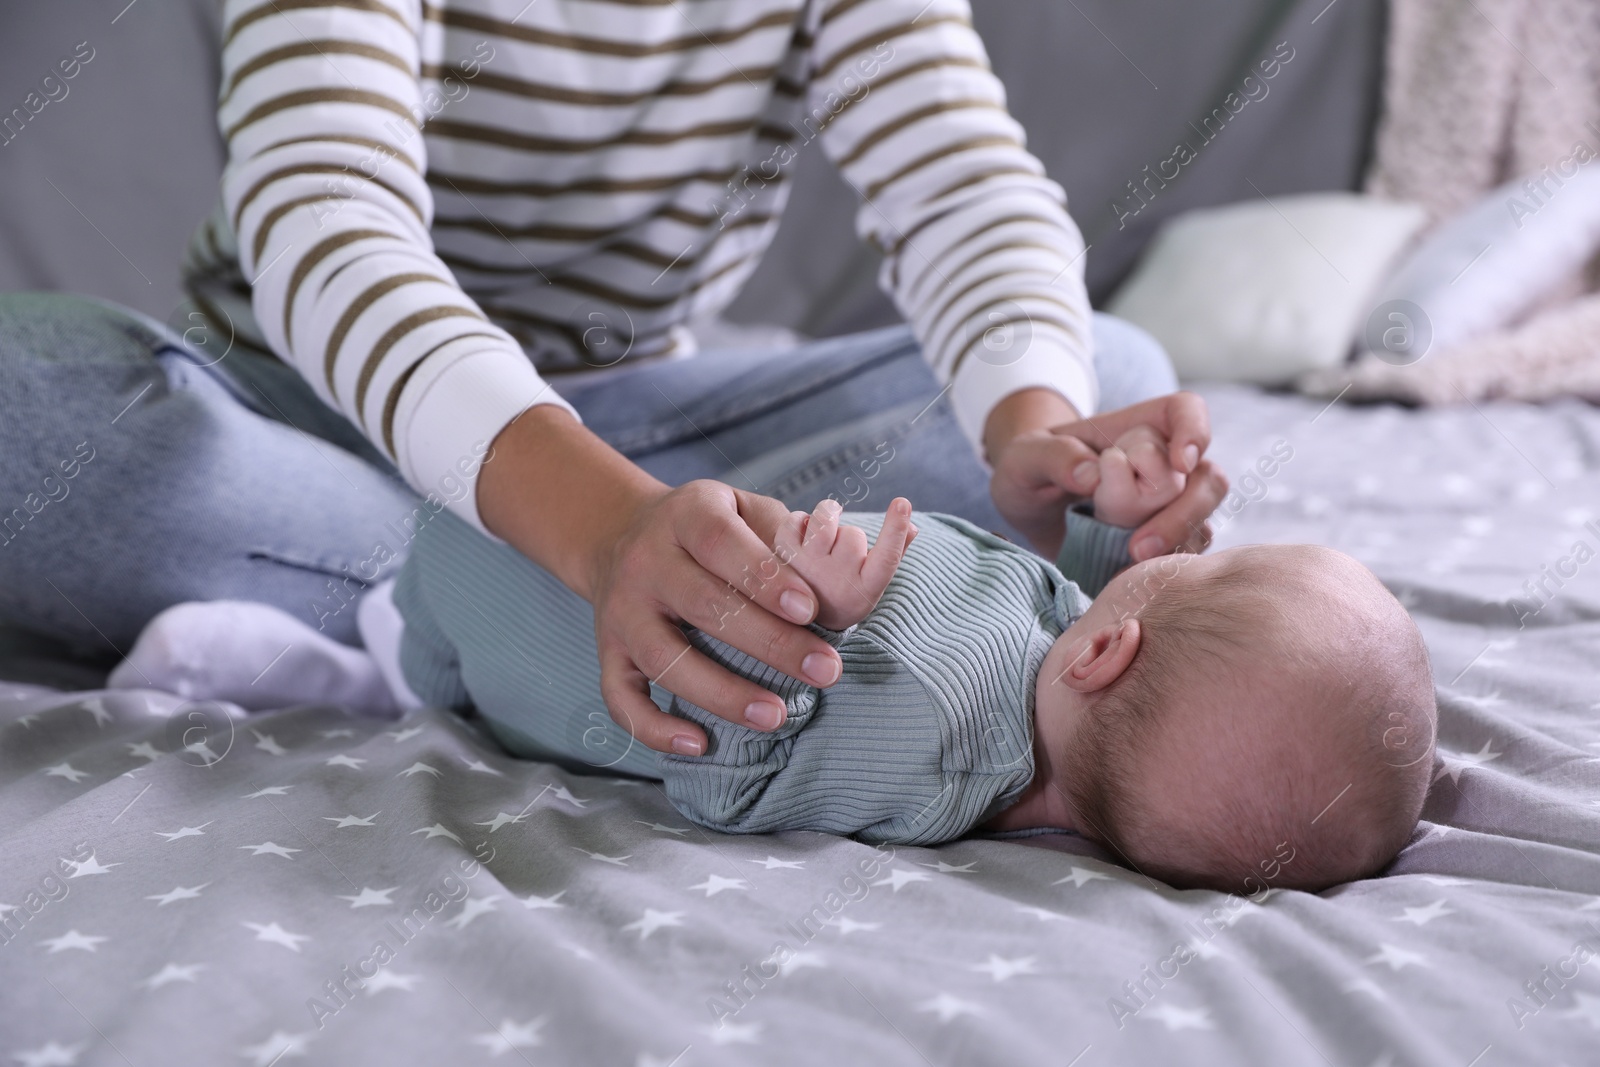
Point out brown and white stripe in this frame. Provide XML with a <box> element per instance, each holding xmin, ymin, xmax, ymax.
<box><xmin>190</xmin><ymin>0</ymin><xmax>1093</xmax><ymax>530</ymax></box>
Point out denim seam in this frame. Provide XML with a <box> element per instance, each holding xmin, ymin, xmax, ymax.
<box><xmin>245</xmin><ymin>547</ymin><xmax>374</xmax><ymax>584</ymax></box>
<box><xmin>762</xmin><ymin>412</ymin><xmax>923</xmax><ymax>500</ymax></box>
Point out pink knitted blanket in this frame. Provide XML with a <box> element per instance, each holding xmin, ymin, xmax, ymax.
<box><xmin>1306</xmin><ymin>0</ymin><xmax>1600</xmax><ymax>404</ymax></box>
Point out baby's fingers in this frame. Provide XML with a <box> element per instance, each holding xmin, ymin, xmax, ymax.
<box><xmin>1098</xmin><ymin>446</ymin><xmax>1138</xmax><ymax>502</ymax></box>
<box><xmin>1122</xmin><ymin>434</ymin><xmax>1185</xmax><ymax>497</ymax></box>
<box><xmin>802</xmin><ymin>498</ymin><xmax>843</xmax><ymax>556</ymax></box>
<box><xmin>775</xmin><ymin>509</ymin><xmax>809</xmax><ymax>565</ymax></box>
<box><xmin>861</xmin><ymin>497</ymin><xmax>914</xmax><ymax>594</ymax></box>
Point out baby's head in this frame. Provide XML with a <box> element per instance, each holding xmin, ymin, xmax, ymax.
<box><xmin>1033</xmin><ymin>544</ymin><xmax>1436</xmax><ymax>893</ymax></box>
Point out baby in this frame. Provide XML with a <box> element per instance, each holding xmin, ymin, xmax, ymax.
<box><xmin>111</xmin><ymin>427</ymin><xmax>1438</xmax><ymax>893</ymax></box>
<box><xmin>385</xmin><ymin>425</ymin><xmax>1439</xmax><ymax>893</ymax></box>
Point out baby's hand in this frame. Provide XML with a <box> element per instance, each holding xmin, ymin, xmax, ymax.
<box><xmin>1091</xmin><ymin>425</ymin><xmax>1187</xmax><ymax>527</ymax></box>
<box><xmin>774</xmin><ymin>497</ymin><xmax>917</xmax><ymax>631</ymax></box>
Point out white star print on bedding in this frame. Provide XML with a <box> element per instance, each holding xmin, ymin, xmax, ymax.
<box><xmin>3</xmin><ymin>386</ymin><xmax>1600</xmax><ymax>1063</ymax></box>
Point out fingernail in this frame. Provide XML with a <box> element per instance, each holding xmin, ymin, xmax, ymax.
<box><xmin>1131</xmin><ymin>535</ymin><xmax>1162</xmax><ymax>561</ymax></box>
<box><xmin>803</xmin><ymin>652</ymin><xmax>841</xmax><ymax>686</ymax></box>
<box><xmin>744</xmin><ymin>701</ymin><xmax>784</xmax><ymax>730</ymax></box>
<box><xmin>1073</xmin><ymin>461</ymin><xmax>1098</xmax><ymax>487</ymax></box>
<box><xmin>779</xmin><ymin>589</ymin><xmax>814</xmax><ymax>623</ymax></box>
<box><xmin>671</xmin><ymin>734</ymin><xmax>704</xmax><ymax>756</ymax></box>
<box><xmin>1182</xmin><ymin>444</ymin><xmax>1200</xmax><ymax>471</ymax></box>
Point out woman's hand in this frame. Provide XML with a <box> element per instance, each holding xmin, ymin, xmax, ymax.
<box><xmin>985</xmin><ymin>388</ymin><xmax>1228</xmax><ymax>559</ymax></box>
<box><xmin>478</xmin><ymin>406</ymin><xmax>842</xmax><ymax>758</ymax></box>
<box><xmin>589</xmin><ymin>481</ymin><xmax>845</xmax><ymax>755</ymax></box>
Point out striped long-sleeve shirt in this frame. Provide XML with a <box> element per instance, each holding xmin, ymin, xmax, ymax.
<box><xmin>189</xmin><ymin>0</ymin><xmax>1096</xmax><ymax>532</ymax></box>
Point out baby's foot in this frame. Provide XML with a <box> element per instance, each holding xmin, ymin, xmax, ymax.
<box><xmin>107</xmin><ymin>600</ymin><xmax>400</xmax><ymax>716</ymax></box>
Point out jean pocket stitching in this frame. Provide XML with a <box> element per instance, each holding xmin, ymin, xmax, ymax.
<box><xmin>763</xmin><ymin>414</ymin><xmax>921</xmax><ymax>501</ymax></box>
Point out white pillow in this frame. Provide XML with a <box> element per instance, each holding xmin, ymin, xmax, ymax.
<box><xmin>1362</xmin><ymin>163</ymin><xmax>1600</xmax><ymax>358</ymax></box>
<box><xmin>1107</xmin><ymin>193</ymin><xmax>1428</xmax><ymax>384</ymax></box>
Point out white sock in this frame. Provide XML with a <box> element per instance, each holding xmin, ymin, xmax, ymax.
<box><xmin>107</xmin><ymin>600</ymin><xmax>402</xmax><ymax>717</ymax></box>
<box><xmin>356</xmin><ymin>578</ymin><xmax>424</xmax><ymax>713</ymax></box>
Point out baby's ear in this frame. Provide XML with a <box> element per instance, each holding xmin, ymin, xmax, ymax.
<box><xmin>1053</xmin><ymin>619</ymin><xmax>1141</xmax><ymax>693</ymax></box>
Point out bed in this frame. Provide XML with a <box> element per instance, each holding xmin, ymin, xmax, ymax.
<box><xmin>4</xmin><ymin>382</ymin><xmax>1598</xmax><ymax>1065</ymax></box>
<box><xmin>5</xmin><ymin>0</ymin><xmax>1595</xmax><ymax>1061</ymax></box>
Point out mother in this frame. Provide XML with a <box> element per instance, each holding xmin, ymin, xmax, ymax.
<box><xmin>0</xmin><ymin>0</ymin><xmax>1225</xmax><ymax>756</ymax></box>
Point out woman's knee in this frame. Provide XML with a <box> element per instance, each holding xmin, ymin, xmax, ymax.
<box><xmin>1090</xmin><ymin>312</ymin><xmax>1179</xmax><ymax>410</ymax></box>
<box><xmin>0</xmin><ymin>293</ymin><xmax>168</xmax><ymax>371</ymax></box>
<box><xmin>0</xmin><ymin>294</ymin><xmax>173</xmax><ymax>461</ymax></box>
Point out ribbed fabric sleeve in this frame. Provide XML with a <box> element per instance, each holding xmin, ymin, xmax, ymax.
<box><xmin>391</xmin><ymin>553</ymin><xmax>471</xmax><ymax>711</ymax></box>
<box><xmin>398</xmin><ymin>505</ymin><xmax>663</xmax><ymax>779</ymax></box>
<box><xmin>658</xmin><ymin>511</ymin><xmax>1086</xmax><ymax>844</ymax></box>
<box><xmin>396</xmin><ymin>504</ymin><xmax>1093</xmax><ymax>844</ymax></box>
<box><xmin>196</xmin><ymin>0</ymin><xmax>1099</xmax><ymax>535</ymax></box>
<box><xmin>1055</xmin><ymin>503</ymin><xmax>1136</xmax><ymax>598</ymax></box>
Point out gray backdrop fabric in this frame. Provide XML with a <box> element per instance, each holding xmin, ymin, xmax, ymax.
<box><xmin>738</xmin><ymin>0</ymin><xmax>1387</xmax><ymax>334</ymax></box>
<box><xmin>0</xmin><ymin>0</ymin><xmax>1384</xmax><ymax>333</ymax></box>
<box><xmin>0</xmin><ymin>0</ymin><xmax>226</xmax><ymax>323</ymax></box>
<box><xmin>3</xmin><ymin>383</ymin><xmax>1599</xmax><ymax>1066</ymax></box>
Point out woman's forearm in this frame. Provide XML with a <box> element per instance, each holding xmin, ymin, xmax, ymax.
<box><xmin>476</xmin><ymin>404</ymin><xmax>666</xmax><ymax>602</ymax></box>
<box><xmin>475</xmin><ymin>402</ymin><xmax>842</xmax><ymax>754</ymax></box>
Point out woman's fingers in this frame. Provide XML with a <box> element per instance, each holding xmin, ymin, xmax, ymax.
<box><xmin>669</xmin><ymin>556</ymin><xmax>836</xmax><ymax>684</ymax></box>
<box><xmin>1023</xmin><ymin>431</ymin><xmax>1103</xmax><ymax>495</ymax></box>
<box><xmin>592</xmin><ymin>480</ymin><xmax>846</xmax><ymax>754</ymax></box>
<box><xmin>1162</xmin><ymin>391</ymin><xmax>1212</xmax><ymax>474</ymax></box>
<box><xmin>1174</xmin><ymin>518</ymin><xmax>1215</xmax><ymax>555</ymax></box>
<box><xmin>1128</xmin><ymin>459</ymin><xmax>1229</xmax><ymax>561</ymax></box>
<box><xmin>597</xmin><ymin>642</ymin><xmax>707</xmax><ymax>756</ymax></box>
<box><xmin>610</xmin><ymin>591</ymin><xmax>810</xmax><ymax>739</ymax></box>
<box><xmin>1052</xmin><ymin>392</ymin><xmax>1212</xmax><ymax>475</ymax></box>
<box><xmin>674</xmin><ymin>483</ymin><xmax>820</xmax><ymax>626</ymax></box>
<box><xmin>601</xmin><ymin>627</ymin><xmax>814</xmax><ymax>751</ymax></box>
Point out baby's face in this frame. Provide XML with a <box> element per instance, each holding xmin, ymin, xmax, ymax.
<box><xmin>1024</xmin><ymin>544</ymin><xmax>1436</xmax><ymax>890</ymax></box>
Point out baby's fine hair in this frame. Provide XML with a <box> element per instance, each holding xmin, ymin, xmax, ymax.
<box><xmin>1062</xmin><ymin>548</ymin><xmax>1437</xmax><ymax>893</ymax></box>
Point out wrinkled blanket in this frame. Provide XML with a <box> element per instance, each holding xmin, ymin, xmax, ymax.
<box><xmin>2</xmin><ymin>384</ymin><xmax>1599</xmax><ymax>1065</ymax></box>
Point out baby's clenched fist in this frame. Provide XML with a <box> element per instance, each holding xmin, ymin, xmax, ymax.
<box><xmin>1091</xmin><ymin>425</ymin><xmax>1188</xmax><ymax>527</ymax></box>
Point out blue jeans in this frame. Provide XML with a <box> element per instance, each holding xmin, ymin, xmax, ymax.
<box><xmin>560</xmin><ymin>319</ymin><xmax>1177</xmax><ymax>531</ymax></box>
<box><xmin>0</xmin><ymin>292</ymin><xmax>1175</xmax><ymax>655</ymax></box>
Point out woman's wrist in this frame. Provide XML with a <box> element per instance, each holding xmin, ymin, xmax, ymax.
<box><xmin>982</xmin><ymin>387</ymin><xmax>1083</xmax><ymax>463</ymax></box>
<box><xmin>476</xmin><ymin>403</ymin><xmax>667</xmax><ymax>602</ymax></box>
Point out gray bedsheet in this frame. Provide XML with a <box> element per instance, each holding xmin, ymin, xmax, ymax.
<box><xmin>3</xmin><ymin>384</ymin><xmax>1599</xmax><ymax>1066</ymax></box>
